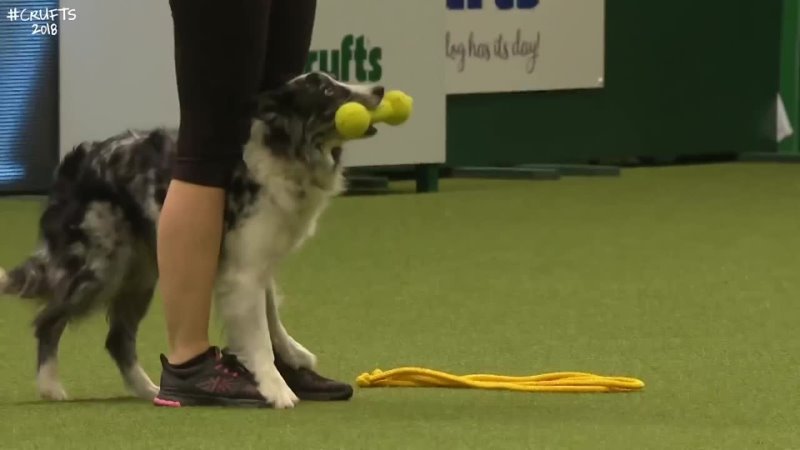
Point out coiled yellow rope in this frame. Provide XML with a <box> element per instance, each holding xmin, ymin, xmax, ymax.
<box><xmin>356</xmin><ymin>367</ymin><xmax>645</xmax><ymax>393</ymax></box>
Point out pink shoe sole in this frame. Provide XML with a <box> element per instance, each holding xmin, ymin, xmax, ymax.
<box><xmin>153</xmin><ymin>397</ymin><xmax>182</xmax><ymax>407</ymax></box>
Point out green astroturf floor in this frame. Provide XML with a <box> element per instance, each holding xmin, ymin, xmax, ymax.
<box><xmin>0</xmin><ymin>163</ymin><xmax>799</xmax><ymax>449</ymax></box>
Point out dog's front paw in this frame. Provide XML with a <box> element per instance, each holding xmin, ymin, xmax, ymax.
<box><xmin>278</xmin><ymin>338</ymin><xmax>318</xmax><ymax>371</ymax></box>
<box><xmin>258</xmin><ymin>367</ymin><xmax>300</xmax><ymax>409</ymax></box>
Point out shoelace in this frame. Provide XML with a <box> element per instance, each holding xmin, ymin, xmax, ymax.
<box><xmin>216</xmin><ymin>351</ymin><xmax>256</xmax><ymax>381</ymax></box>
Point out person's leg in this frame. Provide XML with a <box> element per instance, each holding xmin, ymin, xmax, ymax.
<box><xmin>161</xmin><ymin>0</ymin><xmax>272</xmax><ymax>365</ymax></box>
<box><xmin>154</xmin><ymin>0</ymin><xmax>275</xmax><ymax>408</ymax></box>
<box><xmin>260</xmin><ymin>0</ymin><xmax>317</xmax><ymax>91</ymax></box>
<box><xmin>158</xmin><ymin>182</ymin><xmax>222</xmax><ymax>364</ymax></box>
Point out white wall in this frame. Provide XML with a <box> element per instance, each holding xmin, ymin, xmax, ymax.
<box><xmin>59</xmin><ymin>1</ymin><xmax>446</xmax><ymax>167</ymax></box>
<box><xmin>60</xmin><ymin>0</ymin><xmax>178</xmax><ymax>157</ymax></box>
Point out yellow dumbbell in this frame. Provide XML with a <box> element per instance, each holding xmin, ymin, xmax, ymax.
<box><xmin>335</xmin><ymin>90</ymin><xmax>413</xmax><ymax>139</ymax></box>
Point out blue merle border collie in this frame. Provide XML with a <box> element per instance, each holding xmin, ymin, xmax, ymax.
<box><xmin>0</xmin><ymin>72</ymin><xmax>384</xmax><ymax>409</ymax></box>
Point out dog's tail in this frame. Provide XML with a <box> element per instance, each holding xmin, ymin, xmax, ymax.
<box><xmin>0</xmin><ymin>250</ymin><xmax>53</xmax><ymax>300</ymax></box>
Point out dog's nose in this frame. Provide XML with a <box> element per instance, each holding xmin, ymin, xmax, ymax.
<box><xmin>371</xmin><ymin>86</ymin><xmax>385</xmax><ymax>98</ymax></box>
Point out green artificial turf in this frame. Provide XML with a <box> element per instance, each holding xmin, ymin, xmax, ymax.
<box><xmin>0</xmin><ymin>163</ymin><xmax>799</xmax><ymax>449</ymax></box>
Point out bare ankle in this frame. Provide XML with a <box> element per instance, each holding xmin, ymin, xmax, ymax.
<box><xmin>168</xmin><ymin>342</ymin><xmax>212</xmax><ymax>365</ymax></box>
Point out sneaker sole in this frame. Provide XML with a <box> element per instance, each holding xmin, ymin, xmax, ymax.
<box><xmin>295</xmin><ymin>387</ymin><xmax>354</xmax><ymax>402</ymax></box>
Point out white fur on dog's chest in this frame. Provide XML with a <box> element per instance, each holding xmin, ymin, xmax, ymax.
<box><xmin>221</xmin><ymin>134</ymin><xmax>340</xmax><ymax>285</ymax></box>
<box><xmin>243</xmin><ymin>180</ymin><xmax>326</xmax><ymax>261</ymax></box>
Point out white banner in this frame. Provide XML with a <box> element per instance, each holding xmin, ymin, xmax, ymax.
<box><xmin>446</xmin><ymin>0</ymin><xmax>605</xmax><ymax>94</ymax></box>
<box><xmin>309</xmin><ymin>0</ymin><xmax>446</xmax><ymax>167</ymax></box>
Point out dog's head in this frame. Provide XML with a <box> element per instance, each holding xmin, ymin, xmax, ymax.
<box><xmin>253</xmin><ymin>71</ymin><xmax>385</xmax><ymax>164</ymax></box>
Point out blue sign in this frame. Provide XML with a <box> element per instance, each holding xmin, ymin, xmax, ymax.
<box><xmin>0</xmin><ymin>0</ymin><xmax>59</xmax><ymax>185</ymax></box>
<box><xmin>447</xmin><ymin>0</ymin><xmax>539</xmax><ymax>10</ymax></box>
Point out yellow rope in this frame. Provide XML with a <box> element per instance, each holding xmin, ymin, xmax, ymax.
<box><xmin>356</xmin><ymin>367</ymin><xmax>645</xmax><ymax>393</ymax></box>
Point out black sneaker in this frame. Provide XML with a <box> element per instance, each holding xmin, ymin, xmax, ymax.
<box><xmin>153</xmin><ymin>346</ymin><xmax>270</xmax><ymax>408</ymax></box>
<box><xmin>272</xmin><ymin>349</ymin><xmax>354</xmax><ymax>401</ymax></box>
<box><xmin>218</xmin><ymin>347</ymin><xmax>354</xmax><ymax>401</ymax></box>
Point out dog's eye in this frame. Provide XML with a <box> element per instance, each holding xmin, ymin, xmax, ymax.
<box><xmin>324</xmin><ymin>87</ymin><xmax>335</xmax><ymax>96</ymax></box>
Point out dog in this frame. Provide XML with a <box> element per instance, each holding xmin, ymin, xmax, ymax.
<box><xmin>0</xmin><ymin>71</ymin><xmax>384</xmax><ymax>409</ymax></box>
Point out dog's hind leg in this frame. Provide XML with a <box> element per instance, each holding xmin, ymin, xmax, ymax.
<box><xmin>33</xmin><ymin>268</ymin><xmax>109</xmax><ymax>401</ymax></box>
<box><xmin>265</xmin><ymin>280</ymin><xmax>317</xmax><ymax>370</ymax></box>
<box><xmin>2</xmin><ymin>251</ymin><xmax>69</xmax><ymax>400</ymax></box>
<box><xmin>34</xmin><ymin>313</ymin><xmax>69</xmax><ymax>401</ymax></box>
<box><xmin>106</xmin><ymin>283</ymin><xmax>158</xmax><ymax>401</ymax></box>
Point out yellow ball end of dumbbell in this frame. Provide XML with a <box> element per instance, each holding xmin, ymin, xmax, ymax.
<box><xmin>335</xmin><ymin>102</ymin><xmax>371</xmax><ymax>139</ymax></box>
<box><xmin>382</xmin><ymin>91</ymin><xmax>413</xmax><ymax>126</ymax></box>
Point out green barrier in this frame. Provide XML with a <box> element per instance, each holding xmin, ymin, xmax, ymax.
<box><xmin>780</xmin><ymin>0</ymin><xmax>799</xmax><ymax>154</ymax></box>
<box><xmin>446</xmin><ymin>0</ymin><xmax>782</xmax><ymax>167</ymax></box>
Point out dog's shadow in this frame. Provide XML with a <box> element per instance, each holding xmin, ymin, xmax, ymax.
<box><xmin>15</xmin><ymin>396</ymin><xmax>146</xmax><ymax>407</ymax></box>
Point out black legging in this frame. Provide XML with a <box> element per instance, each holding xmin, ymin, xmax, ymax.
<box><xmin>168</xmin><ymin>0</ymin><xmax>317</xmax><ymax>188</ymax></box>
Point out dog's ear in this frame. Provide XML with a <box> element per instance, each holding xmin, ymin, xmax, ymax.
<box><xmin>303</xmin><ymin>72</ymin><xmax>327</xmax><ymax>88</ymax></box>
<box><xmin>254</xmin><ymin>88</ymin><xmax>307</xmax><ymax>156</ymax></box>
<box><xmin>255</xmin><ymin>86</ymin><xmax>294</xmax><ymax>115</ymax></box>
<box><xmin>256</xmin><ymin>85</ymin><xmax>324</xmax><ymax>117</ymax></box>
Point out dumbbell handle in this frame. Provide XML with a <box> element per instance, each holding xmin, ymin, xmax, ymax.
<box><xmin>371</xmin><ymin>91</ymin><xmax>412</xmax><ymax>126</ymax></box>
